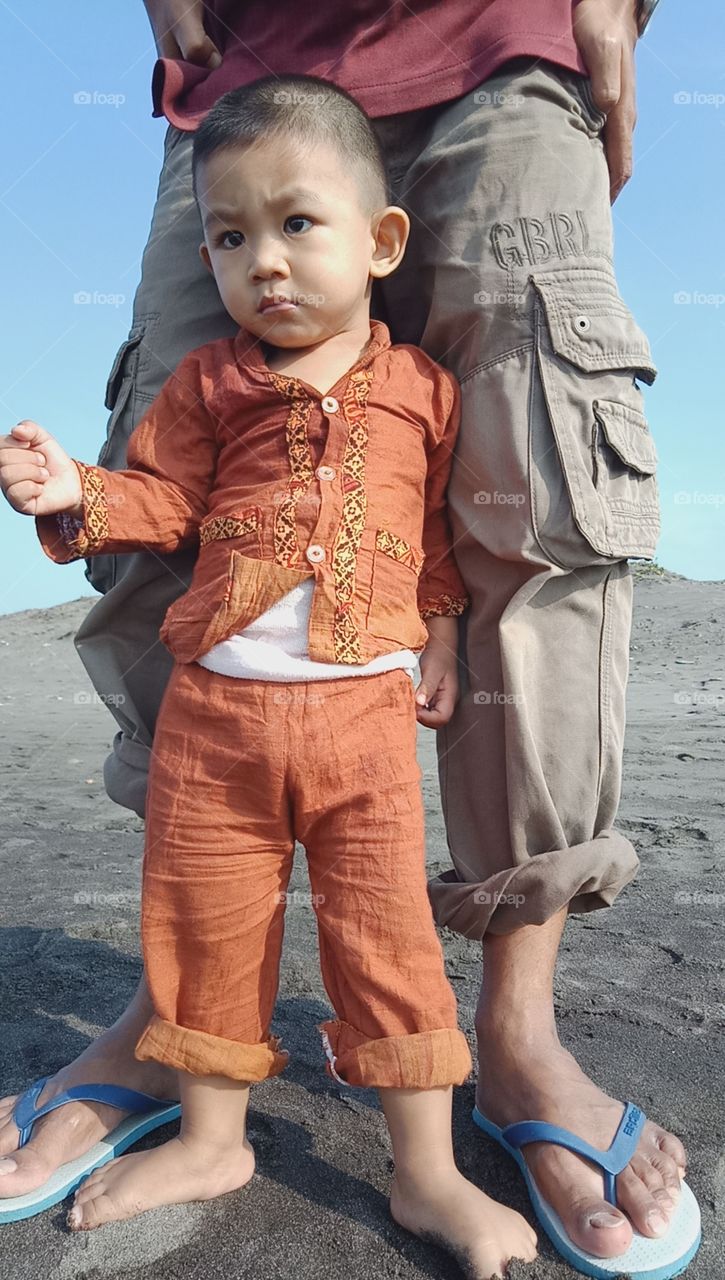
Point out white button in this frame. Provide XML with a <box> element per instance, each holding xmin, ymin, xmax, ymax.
<box><xmin>316</xmin><ymin>465</ymin><xmax>336</xmax><ymax>481</ymax></box>
<box><xmin>573</xmin><ymin>314</ymin><xmax>591</xmax><ymax>335</ymax></box>
<box><xmin>321</xmin><ymin>395</ymin><xmax>339</xmax><ymax>413</ymax></box>
<box><xmin>306</xmin><ymin>544</ymin><xmax>325</xmax><ymax>564</ymax></box>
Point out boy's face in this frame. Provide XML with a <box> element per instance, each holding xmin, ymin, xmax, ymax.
<box><xmin>197</xmin><ymin>137</ymin><xmax>408</xmax><ymax>347</ymax></box>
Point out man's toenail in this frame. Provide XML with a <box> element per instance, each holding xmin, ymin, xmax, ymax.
<box><xmin>0</xmin><ymin>1159</ymin><xmax>17</xmax><ymax>1175</ymax></box>
<box><xmin>588</xmin><ymin>1211</ymin><xmax>623</xmax><ymax>1228</ymax></box>
<box><xmin>647</xmin><ymin>1210</ymin><xmax>668</xmax><ymax>1233</ymax></box>
<box><xmin>67</xmin><ymin>1207</ymin><xmax>82</xmax><ymax>1228</ymax></box>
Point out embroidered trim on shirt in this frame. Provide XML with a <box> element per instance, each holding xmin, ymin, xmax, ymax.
<box><xmin>375</xmin><ymin>529</ymin><xmax>424</xmax><ymax>576</ymax></box>
<box><xmin>419</xmin><ymin>594</ymin><xmax>469</xmax><ymax>619</ymax></box>
<box><xmin>199</xmin><ymin>510</ymin><xmax>260</xmax><ymax>546</ymax></box>
<box><xmin>67</xmin><ymin>462</ymin><xmax>109</xmax><ymax>555</ymax></box>
<box><xmin>331</xmin><ymin>369</ymin><xmax>373</xmax><ymax>664</ymax></box>
<box><xmin>268</xmin><ymin>374</ymin><xmax>314</xmax><ymax>568</ymax></box>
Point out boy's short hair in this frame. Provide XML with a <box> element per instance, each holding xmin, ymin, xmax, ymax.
<box><xmin>192</xmin><ymin>73</ymin><xmax>390</xmax><ymax>212</ymax></box>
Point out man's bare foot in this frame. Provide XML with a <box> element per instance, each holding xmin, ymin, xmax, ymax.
<box><xmin>67</xmin><ymin>1134</ymin><xmax>255</xmax><ymax>1230</ymax></box>
<box><xmin>0</xmin><ymin>1030</ymin><xmax>178</xmax><ymax>1200</ymax></box>
<box><xmin>475</xmin><ymin>1030</ymin><xmax>687</xmax><ymax>1261</ymax></box>
<box><xmin>391</xmin><ymin>1166</ymin><xmax>537</xmax><ymax>1280</ymax></box>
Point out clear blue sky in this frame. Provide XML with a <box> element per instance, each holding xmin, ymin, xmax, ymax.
<box><xmin>1</xmin><ymin>2</ymin><xmax>723</xmax><ymax>613</ymax></box>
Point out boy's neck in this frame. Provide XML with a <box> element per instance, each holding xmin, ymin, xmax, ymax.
<box><xmin>260</xmin><ymin>316</ymin><xmax>375</xmax><ymax>397</ymax></box>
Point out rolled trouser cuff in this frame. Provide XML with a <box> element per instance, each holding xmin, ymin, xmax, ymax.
<box><xmin>103</xmin><ymin>730</ymin><xmax>151</xmax><ymax>819</ymax></box>
<box><xmin>428</xmin><ymin>828</ymin><xmax>639</xmax><ymax>939</ymax></box>
<box><xmin>136</xmin><ymin>1015</ymin><xmax>289</xmax><ymax>1081</ymax></box>
<box><xmin>318</xmin><ymin>1019</ymin><xmax>472</xmax><ymax>1089</ymax></box>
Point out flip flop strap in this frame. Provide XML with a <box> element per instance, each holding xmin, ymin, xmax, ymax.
<box><xmin>501</xmin><ymin>1102</ymin><xmax>646</xmax><ymax>1206</ymax></box>
<box><xmin>13</xmin><ymin>1077</ymin><xmax>177</xmax><ymax>1148</ymax></box>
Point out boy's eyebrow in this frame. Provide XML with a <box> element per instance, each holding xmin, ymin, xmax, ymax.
<box><xmin>202</xmin><ymin>186</ymin><xmax>325</xmax><ymax>227</ymax></box>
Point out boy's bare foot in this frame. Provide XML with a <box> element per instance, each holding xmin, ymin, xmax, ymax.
<box><xmin>390</xmin><ymin>1167</ymin><xmax>537</xmax><ymax>1280</ymax></box>
<box><xmin>67</xmin><ymin>1134</ymin><xmax>255</xmax><ymax>1230</ymax></box>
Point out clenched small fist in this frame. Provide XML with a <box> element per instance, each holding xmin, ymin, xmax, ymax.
<box><xmin>0</xmin><ymin>420</ymin><xmax>83</xmax><ymax>517</ymax></box>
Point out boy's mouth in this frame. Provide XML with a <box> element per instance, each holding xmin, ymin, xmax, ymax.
<box><xmin>258</xmin><ymin>294</ymin><xmax>298</xmax><ymax>314</ymax></box>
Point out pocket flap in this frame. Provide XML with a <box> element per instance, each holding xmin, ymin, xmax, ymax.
<box><xmin>594</xmin><ymin>399</ymin><xmax>658</xmax><ymax>475</ymax></box>
<box><xmin>532</xmin><ymin>267</ymin><xmax>657</xmax><ymax>384</ymax></box>
<box><xmin>104</xmin><ymin>328</ymin><xmax>145</xmax><ymax>410</ymax></box>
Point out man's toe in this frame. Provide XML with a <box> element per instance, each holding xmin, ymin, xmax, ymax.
<box><xmin>0</xmin><ymin>1143</ymin><xmax>55</xmax><ymax>1198</ymax></box>
<box><xmin>654</xmin><ymin>1127</ymin><xmax>688</xmax><ymax>1174</ymax></box>
<box><xmin>567</xmin><ymin>1198</ymin><xmax>633</xmax><ymax>1258</ymax></box>
<box><xmin>616</xmin><ymin>1163</ymin><xmax>672</xmax><ymax>1238</ymax></box>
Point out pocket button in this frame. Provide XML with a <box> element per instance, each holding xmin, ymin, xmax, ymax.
<box><xmin>573</xmin><ymin>314</ymin><xmax>592</xmax><ymax>336</ymax></box>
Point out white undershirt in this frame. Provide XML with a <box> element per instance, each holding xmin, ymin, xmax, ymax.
<box><xmin>197</xmin><ymin>578</ymin><xmax>417</xmax><ymax>682</ymax></box>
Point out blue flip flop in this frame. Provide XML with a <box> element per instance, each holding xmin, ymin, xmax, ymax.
<box><xmin>472</xmin><ymin>1102</ymin><xmax>701</xmax><ymax>1280</ymax></box>
<box><xmin>0</xmin><ymin>1076</ymin><xmax>181</xmax><ymax>1223</ymax></box>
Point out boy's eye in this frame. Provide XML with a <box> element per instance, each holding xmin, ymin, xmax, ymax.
<box><xmin>285</xmin><ymin>215</ymin><xmax>313</xmax><ymax>235</ymax></box>
<box><xmin>220</xmin><ymin>230</ymin><xmax>245</xmax><ymax>249</ymax></box>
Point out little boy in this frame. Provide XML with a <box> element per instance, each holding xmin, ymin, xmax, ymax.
<box><xmin>0</xmin><ymin>76</ymin><xmax>536</xmax><ymax>1278</ymax></box>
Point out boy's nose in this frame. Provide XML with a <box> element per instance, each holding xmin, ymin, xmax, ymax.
<box><xmin>248</xmin><ymin>240</ymin><xmax>289</xmax><ymax>283</ymax></box>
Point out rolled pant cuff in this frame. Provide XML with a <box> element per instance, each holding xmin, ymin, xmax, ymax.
<box><xmin>135</xmin><ymin>1015</ymin><xmax>289</xmax><ymax>1081</ymax></box>
<box><xmin>427</xmin><ymin>827</ymin><xmax>640</xmax><ymax>940</ymax></box>
<box><xmin>318</xmin><ymin>1020</ymin><xmax>472</xmax><ymax>1089</ymax></box>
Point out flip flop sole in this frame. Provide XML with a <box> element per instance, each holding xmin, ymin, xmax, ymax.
<box><xmin>0</xmin><ymin>1103</ymin><xmax>181</xmax><ymax>1224</ymax></box>
<box><xmin>472</xmin><ymin>1106</ymin><xmax>702</xmax><ymax>1280</ymax></box>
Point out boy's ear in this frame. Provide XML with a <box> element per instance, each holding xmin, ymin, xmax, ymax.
<box><xmin>369</xmin><ymin>206</ymin><xmax>410</xmax><ymax>280</ymax></box>
<box><xmin>199</xmin><ymin>242</ymin><xmax>214</xmax><ymax>274</ymax></box>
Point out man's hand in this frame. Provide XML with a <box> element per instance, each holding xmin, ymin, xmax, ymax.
<box><xmin>572</xmin><ymin>0</ymin><xmax>640</xmax><ymax>202</ymax></box>
<box><xmin>415</xmin><ymin>615</ymin><xmax>460</xmax><ymax>728</ymax></box>
<box><xmin>143</xmin><ymin>0</ymin><xmax>222</xmax><ymax>67</ymax></box>
<box><xmin>0</xmin><ymin>421</ymin><xmax>82</xmax><ymax>517</ymax></box>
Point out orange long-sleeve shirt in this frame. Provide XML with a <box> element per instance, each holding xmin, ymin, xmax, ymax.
<box><xmin>37</xmin><ymin>319</ymin><xmax>469</xmax><ymax>666</ymax></box>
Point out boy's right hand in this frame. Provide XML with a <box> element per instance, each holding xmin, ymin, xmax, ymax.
<box><xmin>0</xmin><ymin>420</ymin><xmax>83</xmax><ymax>517</ymax></box>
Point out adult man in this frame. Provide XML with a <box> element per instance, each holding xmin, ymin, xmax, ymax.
<box><xmin>0</xmin><ymin>1</ymin><xmax>699</xmax><ymax>1274</ymax></box>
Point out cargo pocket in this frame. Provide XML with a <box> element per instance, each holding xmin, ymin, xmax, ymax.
<box><xmin>365</xmin><ymin>529</ymin><xmax>428</xmax><ymax>649</ymax></box>
<box><xmin>531</xmin><ymin>265</ymin><xmax>660</xmax><ymax>565</ymax></box>
<box><xmin>86</xmin><ymin>323</ymin><xmax>150</xmax><ymax>595</ymax></box>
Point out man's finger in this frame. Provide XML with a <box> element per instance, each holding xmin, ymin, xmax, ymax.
<box><xmin>175</xmin><ymin>14</ymin><xmax>222</xmax><ymax>68</ymax></box>
<box><xmin>588</xmin><ymin>33</ymin><xmax>622</xmax><ymax>112</ymax></box>
<box><xmin>604</xmin><ymin>50</ymin><xmax>636</xmax><ymax>201</ymax></box>
<box><xmin>0</xmin><ymin>463</ymin><xmax>49</xmax><ymax>485</ymax></box>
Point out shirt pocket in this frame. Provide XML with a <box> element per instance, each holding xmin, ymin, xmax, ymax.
<box><xmin>365</xmin><ymin>528</ymin><xmax>429</xmax><ymax>650</ymax></box>
<box><xmin>531</xmin><ymin>265</ymin><xmax>660</xmax><ymax>565</ymax></box>
<box><xmin>159</xmin><ymin>508</ymin><xmax>263</xmax><ymax>662</ymax></box>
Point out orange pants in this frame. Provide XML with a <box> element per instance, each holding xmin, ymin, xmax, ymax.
<box><xmin>135</xmin><ymin>663</ymin><xmax>472</xmax><ymax>1089</ymax></box>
